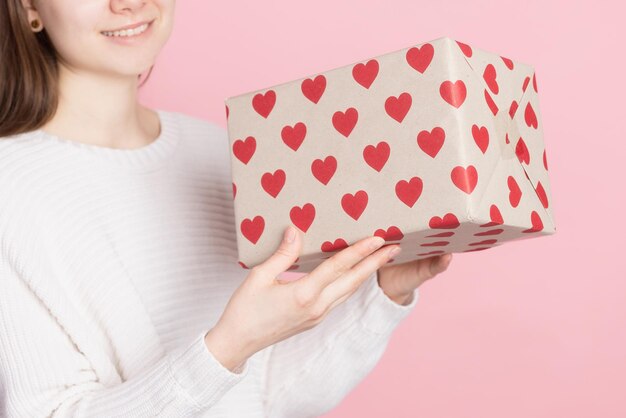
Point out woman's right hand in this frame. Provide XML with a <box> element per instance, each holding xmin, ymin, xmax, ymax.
<box><xmin>204</xmin><ymin>224</ymin><xmax>401</xmax><ymax>372</ymax></box>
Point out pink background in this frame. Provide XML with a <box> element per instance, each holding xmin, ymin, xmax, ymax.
<box><xmin>139</xmin><ymin>1</ymin><xmax>625</xmax><ymax>417</ymax></box>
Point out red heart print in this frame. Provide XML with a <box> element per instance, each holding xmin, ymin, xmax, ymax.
<box><xmin>252</xmin><ymin>90</ymin><xmax>276</xmax><ymax>118</ymax></box>
<box><xmin>472</xmin><ymin>125</ymin><xmax>489</xmax><ymax>154</ymax></box>
<box><xmin>509</xmin><ymin>100</ymin><xmax>519</xmax><ymax>118</ymax></box>
<box><xmin>395</xmin><ymin>176</ymin><xmax>423</xmax><ymax>208</ymax></box>
<box><xmin>406</xmin><ymin>43</ymin><xmax>434</xmax><ymax>74</ymax></box>
<box><xmin>440</xmin><ymin>80</ymin><xmax>467</xmax><ymax>108</ymax></box>
<box><xmin>429</xmin><ymin>213</ymin><xmax>460</xmax><ymax>229</ymax></box>
<box><xmin>533</xmin><ymin>73</ymin><xmax>538</xmax><ymax>93</ymax></box>
<box><xmin>418</xmin><ymin>250</ymin><xmax>446</xmax><ymax>256</ymax></box>
<box><xmin>491</xmin><ymin>206</ymin><xmax>504</xmax><ymax>223</ymax></box>
<box><xmin>321</xmin><ymin>238</ymin><xmax>349</xmax><ymax>252</ymax></box>
<box><xmin>301</xmin><ymin>75</ymin><xmax>326</xmax><ymax>104</ymax></box>
<box><xmin>385</xmin><ymin>92</ymin><xmax>412</xmax><ymax>123</ymax></box>
<box><xmin>522</xmin><ymin>76</ymin><xmax>530</xmax><ymax>92</ymax></box>
<box><xmin>233</xmin><ymin>136</ymin><xmax>256</xmax><ymax>164</ymax></box>
<box><xmin>469</xmin><ymin>239</ymin><xmax>498</xmax><ymax>246</ymax></box>
<box><xmin>232</xmin><ymin>182</ymin><xmax>236</xmax><ymax>199</ymax></box>
<box><xmin>525</xmin><ymin>103</ymin><xmax>538</xmax><ymax>128</ymax></box>
<box><xmin>332</xmin><ymin>107</ymin><xmax>358</xmax><ymax>137</ymax></box>
<box><xmin>508</xmin><ymin>176</ymin><xmax>522</xmax><ymax>207</ymax></box>
<box><xmin>374</xmin><ymin>226</ymin><xmax>404</xmax><ymax>241</ymax></box>
<box><xmin>535</xmin><ymin>181</ymin><xmax>549</xmax><ymax>208</ymax></box>
<box><xmin>417</xmin><ymin>127</ymin><xmax>445</xmax><ymax>158</ymax></box>
<box><xmin>311</xmin><ymin>156</ymin><xmax>337</xmax><ymax>185</ymax></box>
<box><xmin>281</xmin><ymin>122</ymin><xmax>307</xmax><ymax>151</ymax></box>
<box><xmin>290</xmin><ymin>203</ymin><xmax>316</xmax><ymax>232</ymax></box>
<box><xmin>261</xmin><ymin>169</ymin><xmax>285</xmax><ymax>198</ymax></box>
<box><xmin>501</xmin><ymin>56</ymin><xmax>514</xmax><ymax>70</ymax></box>
<box><xmin>484</xmin><ymin>90</ymin><xmax>499</xmax><ymax>115</ymax></box>
<box><xmin>352</xmin><ymin>59</ymin><xmax>379</xmax><ymax>89</ymax></box>
<box><xmin>426</xmin><ymin>231</ymin><xmax>455</xmax><ymax>238</ymax></box>
<box><xmin>241</xmin><ymin>216</ymin><xmax>265</xmax><ymax>244</ymax></box>
<box><xmin>483</xmin><ymin>64</ymin><xmax>499</xmax><ymax>95</ymax></box>
<box><xmin>522</xmin><ymin>211</ymin><xmax>544</xmax><ymax>233</ymax></box>
<box><xmin>451</xmin><ymin>165</ymin><xmax>478</xmax><ymax>194</ymax></box>
<box><xmin>225</xmin><ymin>105</ymin><xmax>229</xmax><ymax>120</ymax></box>
<box><xmin>238</xmin><ymin>261</ymin><xmax>249</xmax><ymax>269</ymax></box>
<box><xmin>456</xmin><ymin>40</ymin><xmax>473</xmax><ymax>57</ymax></box>
<box><xmin>543</xmin><ymin>149</ymin><xmax>548</xmax><ymax>171</ymax></box>
<box><xmin>363</xmin><ymin>141</ymin><xmax>390</xmax><ymax>172</ymax></box>
<box><xmin>463</xmin><ymin>247</ymin><xmax>490</xmax><ymax>252</ymax></box>
<box><xmin>515</xmin><ymin>137</ymin><xmax>530</xmax><ymax>165</ymax></box>
<box><xmin>474</xmin><ymin>228</ymin><xmax>504</xmax><ymax>236</ymax></box>
<box><xmin>341</xmin><ymin>190</ymin><xmax>369</xmax><ymax>220</ymax></box>
<box><xmin>480</xmin><ymin>204</ymin><xmax>505</xmax><ymax>227</ymax></box>
<box><xmin>420</xmin><ymin>241</ymin><xmax>450</xmax><ymax>247</ymax></box>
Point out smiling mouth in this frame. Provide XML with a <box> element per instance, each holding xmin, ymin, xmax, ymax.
<box><xmin>101</xmin><ymin>20</ymin><xmax>154</xmax><ymax>38</ymax></box>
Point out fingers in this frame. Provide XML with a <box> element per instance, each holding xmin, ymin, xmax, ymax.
<box><xmin>297</xmin><ymin>234</ymin><xmax>390</xmax><ymax>297</ymax></box>
<box><xmin>430</xmin><ymin>253</ymin><xmax>453</xmax><ymax>276</ymax></box>
<box><xmin>253</xmin><ymin>224</ymin><xmax>302</xmax><ymax>281</ymax></box>
<box><xmin>319</xmin><ymin>243</ymin><xmax>400</xmax><ymax>311</ymax></box>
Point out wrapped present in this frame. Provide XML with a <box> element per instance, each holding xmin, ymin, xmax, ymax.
<box><xmin>224</xmin><ymin>36</ymin><xmax>556</xmax><ymax>272</ymax></box>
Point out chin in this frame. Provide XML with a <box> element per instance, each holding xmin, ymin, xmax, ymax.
<box><xmin>110</xmin><ymin>59</ymin><xmax>158</xmax><ymax>77</ymax></box>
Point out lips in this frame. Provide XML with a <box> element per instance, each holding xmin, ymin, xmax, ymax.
<box><xmin>103</xmin><ymin>19</ymin><xmax>153</xmax><ymax>33</ymax></box>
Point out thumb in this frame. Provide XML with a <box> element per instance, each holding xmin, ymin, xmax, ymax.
<box><xmin>254</xmin><ymin>224</ymin><xmax>302</xmax><ymax>280</ymax></box>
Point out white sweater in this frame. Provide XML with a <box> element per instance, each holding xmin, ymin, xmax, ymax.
<box><xmin>0</xmin><ymin>109</ymin><xmax>418</xmax><ymax>418</ymax></box>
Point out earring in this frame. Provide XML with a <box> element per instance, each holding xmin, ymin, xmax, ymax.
<box><xmin>30</xmin><ymin>19</ymin><xmax>41</xmax><ymax>30</ymax></box>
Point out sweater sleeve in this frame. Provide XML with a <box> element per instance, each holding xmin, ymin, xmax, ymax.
<box><xmin>262</xmin><ymin>269</ymin><xmax>419</xmax><ymax>417</ymax></box>
<box><xmin>0</xmin><ymin>253</ymin><xmax>251</xmax><ymax>417</ymax></box>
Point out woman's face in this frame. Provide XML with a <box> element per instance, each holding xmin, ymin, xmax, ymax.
<box><xmin>25</xmin><ymin>0</ymin><xmax>175</xmax><ymax>78</ymax></box>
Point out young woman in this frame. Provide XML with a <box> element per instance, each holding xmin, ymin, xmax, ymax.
<box><xmin>0</xmin><ymin>1</ymin><xmax>453</xmax><ymax>416</ymax></box>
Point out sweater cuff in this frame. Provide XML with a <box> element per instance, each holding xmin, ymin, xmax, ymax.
<box><xmin>166</xmin><ymin>329</ymin><xmax>250</xmax><ymax>409</ymax></box>
<box><xmin>356</xmin><ymin>270</ymin><xmax>419</xmax><ymax>335</ymax></box>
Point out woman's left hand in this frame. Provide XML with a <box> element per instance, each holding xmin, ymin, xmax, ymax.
<box><xmin>376</xmin><ymin>252</ymin><xmax>453</xmax><ymax>305</ymax></box>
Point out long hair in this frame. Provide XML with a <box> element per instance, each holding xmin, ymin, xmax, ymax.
<box><xmin>0</xmin><ymin>1</ymin><xmax>154</xmax><ymax>138</ymax></box>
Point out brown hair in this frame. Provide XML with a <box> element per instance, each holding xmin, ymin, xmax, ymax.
<box><xmin>0</xmin><ymin>1</ymin><xmax>154</xmax><ymax>138</ymax></box>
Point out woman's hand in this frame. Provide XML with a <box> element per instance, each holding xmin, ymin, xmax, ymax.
<box><xmin>204</xmin><ymin>226</ymin><xmax>400</xmax><ymax>371</ymax></box>
<box><xmin>376</xmin><ymin>252</ymin><xmax>453</xmax><ymax>305</ymax></box>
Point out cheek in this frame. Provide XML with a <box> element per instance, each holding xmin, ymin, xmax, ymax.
<box><xmin>156</xmin><ymin>0</ymin><xmax>176</xmax><ymax>11</ymax></box>
<box><xmin>156</xmin><ymin>0</ymin><xmax>176</xmax><ymax>29</ymax></box>
<box><xmin>41</xmin><ymin>4</ymin><xmax>102</xmax><ymax>59</ymax></box>
<box><xmin>46</xmin><ymin>29</ymin><xmax>101</xmax><ymax>67</ymax></box>
<box><xmin>148</xmin><ymin>3</ymin><xmax>175</xmax><ymax>49</ymax></box>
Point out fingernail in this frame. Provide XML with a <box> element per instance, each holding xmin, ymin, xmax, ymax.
<box><xmin>388</xmin><ymin>246</ymin><xmax>402</xmax><ymax>258</ymax></box>
<box><xmin>369</xmin><ymin>236</ymin><xmax>385</xmax><ymax>250</ymax></box>
<box><xmin>285</xmin><ymin>225</ymin><xmax>296</xmax><ymax>243</ymax></box>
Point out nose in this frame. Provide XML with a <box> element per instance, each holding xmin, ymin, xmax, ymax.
<box><xmin>110</xmin><ymin>0</ymin><xmax>146</xmax><ymax>13</ymax></box>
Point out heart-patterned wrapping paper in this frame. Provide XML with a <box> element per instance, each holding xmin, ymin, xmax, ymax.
<box><xmin>224</xmin><ymin>36</ymin><xmax>556</xmax><ymax>272</ymax></box>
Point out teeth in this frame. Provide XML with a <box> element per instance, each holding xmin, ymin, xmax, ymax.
<box><xmin>102</xmin><ymin>22</ymin><xmax>149</xmax><ymax>38</ymax></box>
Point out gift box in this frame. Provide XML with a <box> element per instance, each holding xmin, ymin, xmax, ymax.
<box><xmin>224</xmin><ymin>36</ymin><xmax>556</xmax><ymax>272</ymax></box>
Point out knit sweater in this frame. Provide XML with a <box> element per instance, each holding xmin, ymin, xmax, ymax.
<box><xmin>0</xmin><ymin>109</ymin><xmax>418</xmax><ymax>418</ymax></box>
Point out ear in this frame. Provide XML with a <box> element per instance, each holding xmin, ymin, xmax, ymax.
<box><xmin>21</xmin><ymin>0</ymin><xmax>40</xmax><ymax>20</ymax></box>
<box><xmin>21</xmin><ymin>0</ymin><xmax>43</xmax><ymax>31</ymax></box>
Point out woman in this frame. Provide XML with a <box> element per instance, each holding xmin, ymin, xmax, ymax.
<box><xmin>0</xmin><ymin>1</ymin><xmax>453</xmax><ymax>416</ymax></box>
